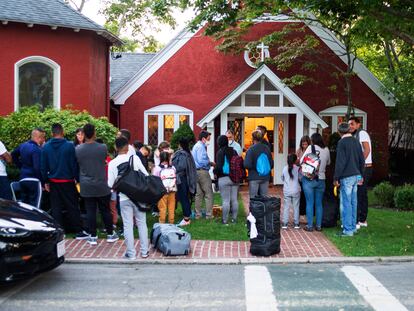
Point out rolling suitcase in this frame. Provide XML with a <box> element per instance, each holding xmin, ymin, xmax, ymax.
<box><xmin>248</xmin><ymin>196</ymin><xmax>281</xmax><ymax>256</ymax></box>
<box><xmin>150</xmin><ymin>223</ymin><xmax>191</xmax><ymax>256</ymax></box>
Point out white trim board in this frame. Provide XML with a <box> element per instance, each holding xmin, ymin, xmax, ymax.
<box><xmin>197</xmin><ymin>65</ymin><xmax>328</xmax><ymax>129</ymax></box>
<box><xmin>111</xmin><ymin>28</ymin><xmax>197</xmax><ymax>105</ymax></box>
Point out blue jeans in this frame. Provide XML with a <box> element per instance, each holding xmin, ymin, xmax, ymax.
<box><xmin>340</xmin><ymin>175</ymin><xmax>358</xmax><ymax>236</ymax></box>
<box><xmin>302</xmin><ymin>177</ymin><xmax>325</xmax><ymax>228</ymax></box>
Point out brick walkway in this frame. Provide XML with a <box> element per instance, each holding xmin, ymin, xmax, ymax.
<box><xmin>65</xmin><ymin>186</ymin><xmax>342</xmax><ymax>261</ymax></box>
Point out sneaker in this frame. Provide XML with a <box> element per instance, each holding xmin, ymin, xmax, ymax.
<box><xmin>294</xmin><ymin>224</ymin><xmax>300</xmax><ymax>229</ymax></box>
<box><xmin>282</xmin><ymin>224</ymin><xmax>288</xmax><ymax>229</ymax></box>
<box><xmin>315</xmin><ymin>226</ymin><xmax>322</xmax><ymax>232</ymax></box>
<box><xmin>177</xmin><ymin>219</ymin><xmax>191</xmax><ymax>226</ymax></box>
<box><xmin>87</xmin><ymin>236</ymin><xmax>98</xmax><ymax>245</ymax></box>
<box><xmin>106</xmin><ymin>232</ymin><xmax>119</xmax><ymax>243</ymax></box>
<box><xmin>356</xmin><ymin>223</ymin><xmax>361</xmax><ymax>230</ymax></box>
<box><xmin>359</xmin><ymin>221</ymin><xmax>368</xmax><ymax>227</ymax></box>
<box><xmin>152</xmin><ymin>212</ymin><xmax>159</xmax><ymax>217</ymax></box>
<box><xmin>303</xmin><ymin>226</ymin><xmax>313</xmax><ymax>232</ymax></box>
<box><xmin>123</xmin><ymin>253</ymin><xmax>136</xmax><ymax>260</ymax></box>
<box><xmin>75</xmin><ymin>231</ymin><xmax>90</xmax><ymax>240</ymax></box>
<box><xmin>230</xmin><ymin>219</ymin><xmax>236</xmax><ymax>224</ymax></box>
<box><xmin>141</xmin><ymin>252</ymin><xmax>149</xmax><ymax>258</ymax></box>
<box><xmin>336</xmin><ymin>232</ymin><xmax>353</xmax><ymax>237</ymax></box>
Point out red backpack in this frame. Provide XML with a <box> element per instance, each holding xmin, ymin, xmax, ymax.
<box><xmin>229</xmin><ymin>155</ymin><xmax>246</xmax><ymax>184</ymax></box>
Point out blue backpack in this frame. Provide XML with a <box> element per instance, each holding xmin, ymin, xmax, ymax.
<box><xmin>256</xmin><ymin>153</ymin><xmax>271</xmax><ymax>176</ymax></box>
<box><xmin>223</xmin><ymin>156</ymin><xmax>230</xmax><ymax>175</ymax></box>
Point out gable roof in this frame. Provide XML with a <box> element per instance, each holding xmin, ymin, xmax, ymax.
<box><xmin>111</xmin><ymin>28</ymin><xmax>195</xmax><ymax>104</ymax></box>
<box><xmin>197</xmin><ymin>65</ymin><xmax>328</xmax><ymax>128</ymax></box>
<box><xmin>110</xmin><ymin>53</ymin><xmax>155</xmax><ymax>96</ymax></box>
<box><xmin>0</xmin><ymin>0</ymin><xmax>121</xmax><ymax>44</ymax></box>
<box><xmin>111</xmin><ymin>15</ymin><xmax>395</xmax><ymax>107</ymax></box>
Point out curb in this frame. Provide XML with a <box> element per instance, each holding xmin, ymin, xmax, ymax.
<box><xmin>65</xmin><ymin>256</ymin><xmax>414</xmax><ymax>265</ymax></box>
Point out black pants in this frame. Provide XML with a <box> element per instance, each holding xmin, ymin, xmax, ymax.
<box><xmin>357</xmin><ymin>166</ymin><xmax>373</xmax><ymax>223</ymax></box>
<box><xmin>84</xmin><ymin>195</ymin><xmax>113</xmax><ymax>237</ymax></box>
<box><xmin>20</xmin><ymin>180</ymin><xmax>41</xmax><ymax>207</ymax></box>
<box><xmin>50</xmin><ymin>182</ymin><xmax>81</xmax><ymax>233</ymax></box>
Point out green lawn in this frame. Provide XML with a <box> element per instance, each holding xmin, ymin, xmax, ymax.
<box><xmin>323</xmin><ymin>190</ymin><xmax>414</xmax><ymax>256</ymax></box>
<box><xmin>85</xmin><ymin>193</ymin><xmax>248</xmax><ymax>241</ymax></box>
<box><xmin>146</xmin><ymin>193</ymin><xmax>249</xmax><ymax>241</ymax></box>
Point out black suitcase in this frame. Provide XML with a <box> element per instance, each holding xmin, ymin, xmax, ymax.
<box><xmin>322</xmin><ymin>185</ymin><xmax>339</xmax><ymax>227</ymax></box>
<box><xmin>248</xmin><ymin>196</ymin><xmax>281</xmax><ymax>256</ymax></box>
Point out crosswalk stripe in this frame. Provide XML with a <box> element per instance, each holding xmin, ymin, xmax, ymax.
<box><xmin>342</xmin><ymin>265</ymin><xmax>408</xmax><ymax>311</ymax></box>
<box><xmin>245</xmin><ymin>265</ymin><xmax>278</xmax><ymax>311</ymax></box>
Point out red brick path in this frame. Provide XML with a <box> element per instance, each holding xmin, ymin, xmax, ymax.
<box><xmin>65</xmin><ymin>186</ymin><xmax>342</xmax><ymax>260</ymax></box>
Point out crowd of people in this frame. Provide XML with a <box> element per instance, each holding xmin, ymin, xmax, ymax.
<box><xmin>0</xmin><ymin>116</ymin><xmax>372</xmax><ymax>259</ymax></box>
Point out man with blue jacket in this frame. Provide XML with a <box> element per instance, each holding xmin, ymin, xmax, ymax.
<box><xmin>12</xmin><ymin>128</ymin><xmax>45</xmax><ymax>206</ymax></box>
<box><xmin>41</xmin><ymin>123</ymin><xmax>87</xmax><ymax>239</ymax></box>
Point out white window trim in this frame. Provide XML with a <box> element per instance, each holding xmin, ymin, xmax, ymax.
<box><xmin>144</xmin><ymin>104</ymin><xmax>194</xmax><ymax>145</ymax></box>
<box><xmin>319</xmin><ymin>105</ymin><xmax>367</xmax><ymax>132</ymax></box>
<box><xmin>14</xmin><ymin>56</ymin><xmax>61</xmax><ymax>111</ymax></box>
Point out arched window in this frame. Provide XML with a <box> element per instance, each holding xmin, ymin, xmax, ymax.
<box><xmin>15</xmin><ymin>56</ymin><xmax>60</xmax><ymax>111</ymax></box>
<box><xmin>144</xmin><ymin>104</ymin><xmax>193</xmax><ymax>146</ymax></box>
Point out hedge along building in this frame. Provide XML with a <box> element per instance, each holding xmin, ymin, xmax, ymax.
<box><xmin>0</xmin><ymin>0</ymin><xmax>121</xmax><ymax>118</ymax></box>
<box><xmin>111</xmin><ymin>16</ymin><xmax>395</xmax><ymax>184</ymax></box>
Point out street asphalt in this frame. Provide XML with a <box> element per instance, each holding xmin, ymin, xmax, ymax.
<box><xmin>0</xmin><ymin>262</ymin><xmax>413</xmax><ymax>311</ymax></box>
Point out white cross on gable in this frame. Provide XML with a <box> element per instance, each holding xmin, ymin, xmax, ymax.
<box><xmin>256</xmin><ymin>42</ymin><xmax>269</xmax><ymax>62</ymax></box>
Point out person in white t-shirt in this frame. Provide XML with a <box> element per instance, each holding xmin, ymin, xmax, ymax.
<box><xmin>0</xmin><ymin>141</ymin><xmax>12</xmax><ymax>200</ymax></box>
<box><xmin>108</xmin><ymin>136</ymin><xmax>149</xmax><ymax>260</ymax></box>
<box><xmin>349</xmin><ymin>117</ymin><xmax>372</xmax><ymax>227</ymax></box>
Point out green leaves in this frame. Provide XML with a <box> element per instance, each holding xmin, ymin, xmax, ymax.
<box><xmin>0</xmin><ymin>106</ymin><xmax>118</xmax><ymax>152</ymax></box>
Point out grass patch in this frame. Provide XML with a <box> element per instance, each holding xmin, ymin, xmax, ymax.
<box><xmin>323</xmin><ymin>207</ymin><xmax>414</xmax><ymax>256</ymax></box>
<box><xmin>146</xmin><ymin>193</ymin><xmax>249</xmax><ymax>241</ymax></box>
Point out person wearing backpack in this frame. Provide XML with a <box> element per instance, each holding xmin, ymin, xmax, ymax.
<box><xmin>244</xmin><ymin>130</ymin><xmax>273</xmax><ymax>198</ymax></box>
<box><xmin>300</xmin><ymin>133</ymin><xmax>331</xmax><ymax>232</ymax></box>
<box><xmin>153</xmin><ymin>152</ymin><xmax>177</xmax><ymax>224</ymax></box>
<box><xmin>214</xmin><ymin>135</ymin><xmax>240</xmax><ymax>224</ymax></box>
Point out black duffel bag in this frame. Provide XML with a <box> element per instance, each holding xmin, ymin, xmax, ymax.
<box><xmin>248</xmin><ymin>196</ymin><xmax>281</xmax><ymax>256</ymax></box>
<box><xmin>113</xmin><ymin>156</ymin><xmax>167</xmax><ymax>209</ymax></box>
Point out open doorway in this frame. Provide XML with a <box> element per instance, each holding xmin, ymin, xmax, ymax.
<box><xmin>243</xmin><ymin>116</ymin><xmax>274</xmax><ymax>150</ymax></box>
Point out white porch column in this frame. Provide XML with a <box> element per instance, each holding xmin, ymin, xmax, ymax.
<box><xmin>295</xmin><ymin>111</ymin><xmax>304</xmax><ymax>150</ymax></box>
<box><xmin>207</xmin><ymin>121</ymin><xmax>215</xmax><ymax>178</ymax></box>
<box><xmin>309</xmin><ymin>121</ymin><xmax>318</xmax><ymax>136</ymax></box>
<box><xmin>220</xmin><ymin>111</ymin><xmax>228</xmax><ymax>135</ymax></box>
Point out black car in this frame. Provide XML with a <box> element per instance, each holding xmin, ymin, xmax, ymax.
<box><xmin>0</xmin><ymin>199</ymin><xmax>65</xmax><ymax>282</ymax></box>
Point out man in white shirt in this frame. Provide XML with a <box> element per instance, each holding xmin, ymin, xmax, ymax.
<box><xmin>226</xmin><ymin>129</ymin><xmax>242</xmax><ymax>156</ymax></box>
<box><xmin>0</xmin><ymin>140</ymin><xmax>12</xmax><ymax>200</ymax></box>
<box><xmin>108</xmin><ymin>136</ymin><xmax>149</xmax><ymax>260</ymax></box>
<box><xmin>349</xmin><ymin>117</ymin><xmax>372</xmax><ymax>227</ymax></box>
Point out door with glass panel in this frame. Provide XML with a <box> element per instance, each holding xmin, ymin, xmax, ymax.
<box><xmin>274</xmin><ymin>115</ymin><xmax>288</xmax><ymax>184</ymax></box>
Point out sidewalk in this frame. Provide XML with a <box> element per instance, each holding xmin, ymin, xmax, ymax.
<box><xmin>65</xmin><ymin>186</ymin><xmax>342</xmax><ymax>263</ymax></box>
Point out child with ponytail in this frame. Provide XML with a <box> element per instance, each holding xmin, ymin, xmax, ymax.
<box><xmin>281</xmin><ymin>154</ymin><xmax>301</xmax><ymax>229</ymax></box>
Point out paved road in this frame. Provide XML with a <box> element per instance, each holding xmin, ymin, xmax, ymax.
<box><xmin>0</xmin><ymin>262</ymin><xmax>413</xmax><ymax>311</ymax></box>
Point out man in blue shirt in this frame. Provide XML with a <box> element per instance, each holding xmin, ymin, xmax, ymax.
<box><xmin>192</xmin><ymin>130</ymin><xmax>215</xmax><ymax>219</ymax></box>
<box><xmin>12</xmin><ymin>128</ymin><xmax>45</xmax><ymax>206</ymax></box>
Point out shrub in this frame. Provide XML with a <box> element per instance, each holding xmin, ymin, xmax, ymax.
<box><xmin>0</xmin><ymin>106</ymin><xmax>118</xmax><ymax>151</ymax></box>
<box><xmin>394</xmin><ymin>184</ymin><xmax>414</xmax><ymax>211</ymax></box>
<box><xmin>170</xmin><ymin>123</ymin><xmax>196</xmax><ymax>150</ymax></box>
<box><xmin>372</xmin><ymin>181</ymin><xmax>395</xmax><ymax>208</ymax></box>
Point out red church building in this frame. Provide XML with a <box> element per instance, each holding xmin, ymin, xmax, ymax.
<box><xmin>0</xmin><ymin>0</ymin><xmax>121</xmax><ymax>117</ymax></box>
<box><xmin>110</xmin><ymin>17</ymin><xmax>395</xmax><ymax>183</ymax></box>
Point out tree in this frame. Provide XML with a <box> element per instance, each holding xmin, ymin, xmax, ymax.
<box><xmin>102</xmin><ymin>0</ymin><xmax>178</xmax><ymax>52</ymax></box>
<box><xmin>65</xmin><ymin>0</ymin><xmax>88</xmax><ymax>12</ymax></box>
<box><xmin>155</xmin><ymin>0</ymin><xmax>413</xmax><ymax>119</ymax></box>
